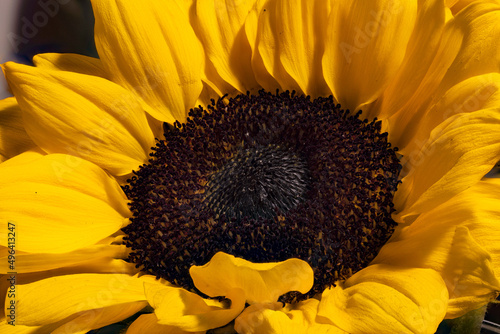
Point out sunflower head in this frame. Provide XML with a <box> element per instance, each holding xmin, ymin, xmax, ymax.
<box><xmin>123</xmin><ymin>90</ymin><xmax>402</xmax><ymax>301</ymax></box>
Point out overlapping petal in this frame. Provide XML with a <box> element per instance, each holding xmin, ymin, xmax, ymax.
<box><xmin>439</xmin><ymin>1</ymin><xmax>500</xmax><ymax>92</ymax></box>
<box><xmin>0</xmin><ymin>152</ymin><xmax>130</xmax><ymax>253</ymax></box>
<box><xmin>1</xmin><ymin>62</ymin><xmax>155</xmax><ymax>176</ymax></box>
<box><xmin>367</xmin><ymin>0</ymin><xmax>447</xmax><ymax>120</ymax></box>
<box><xmin>317</xmin><ymin>264</ymin><xmax>448</xmax><ymax>334</ymax></box>
<box><xmin>250</xmin><ymin>0</ymin><xmax>331</xmax><ymax>97</ymax></box>
<box><xmin>193</xmin><ymin>0</ymin><xmax>259</xmax><ymax>94</ymax></box>
<box><xmin>373</xmin><ymin>178</ymin><xmax>500</xmax><ymax>318</ymax></box>
<box><xmin>394</xmin><ymin>108</ymin><xmax>500</xmax><ymax>218</ymax></box>
<box><xmin>0</xmin><ymin>244</ymin><xmax>129</xmax><ymax>274</ymax></box>
<box><xmin>190</xmin><ymin>252</ymin><xmax>314</xmax><ymax>304</ymax></box>
<box><xmin>51</xmin><ymin>302</ymin><xmax>147</xmax><ymax>334</ymax></box>
<box><xmin>323</xmin><ymin>0</ymin><xmax>418</xmax><ymax>111</ymax></box>
<box><xmin>91</xmin><ymin>0</ymin><xmax>204</xmax><ymax>123</ymax></box>
<box><xmin>10</xmin><ymin>274</ymin><xmax>157</xmax><ymax>326</ymax></box>
<box><xmin>32</xmin><ymin>53</ymin><xmax>106</xmax><ymax>77</ymax></box>
<box><xmin>386</xmin><ymin>2</ymin><xmax>500</xmax><ymax>148</ymax></box>
<box><xmin>0</xmin><ymin>97</ymin><xmax>36</xmax><ymax>162</ymax></box>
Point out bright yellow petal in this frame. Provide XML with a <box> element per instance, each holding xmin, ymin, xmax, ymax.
<box><xmin>0</xmin><ymin>97</ymin><xmax>36</xmax><ymax>162</ymax></box>
<box><xmin>52</xmin><ymin>302</ymin><xmax>147</xmax><ymax>334</ymax></box>
<box><xmin>0</xmin><ymin>152</ymin><xmax>130</xmax><ymax>253</ymax></box>
<box><xmin>32</xmin><ymin>53</ymin><xmax>105</xmax><ymax>77</ymax></box>
<box><xmin>145</xmin><ymin>282</ymin><xmax>245</xmax><ymax>331</ymax></box>
<box><xmin>245</xmin><ymin>0</ymin><xmax>282</xmax><ymax>92</ymax></box>
<box><xmin>253</xmin><ymin>0</ymin><xmax>330</xmax><ymax>97</ymax></box>
<box><xmin>448</xmin><ymin>0</ymin><xmax>500</xmax><ymax>15</ymax></box>
<box><xmin>440</xmin><ymin>1</ymin><xmax>500</xmax><ymax>91</ymax></box>
<box><xmin>0</xmin><ymin>244</ymin><xmax>128</xmax><ymax>274</ymax></box>
<box><xmin>2</xmin><ymin>61</ymin><xmax>155</xmax><ymax>176</ymax></box>
<box><xmin>127</xmin><ymin>313</ymin><xmax>204</xmax><ymax>334</ymax></box>
<box><xmin>235</xmin><ymin>300</ymin><xmax>346</xmax><ymax>334</ymax></box>
<box><xmin>317</xmin><ymin>264</ymin><xmax>448</xmax><ymax>334</ymax></box>
<box><xmin>91</xmin><ymin>0</ymin><xmax>203</xmax><ymax>123</ymax></box>
<box><xmin>394</xmin><ymin>108</ymin><xmax>500</xmax><ymax>218</ymax></box>
<box><xmin>10</xmin><ymin>274</ymin><xmax>158</xmax><ymax>326</ymax></box>
<box><xmin>0</xmin><ymin>320</ymin><xmax>65</xmax><ymax>334</ymax></box>
<box><xmin>194</xmin><ymin>0</ymin><xmax>259</xmax><ymax>94</ymax></box>
<box><xmin>190</xmin><ymin>252</ymin><xmax>314</xmax><ymax>304</ymax></box>
<box><xmin>367</xmin><ymin>0</ymin><xmax>447</xmax><ymax>120</ymax></box>
<box><xmin>373</xmin><ymin>179</ymin><xmax>500</xmax><ymax>318</ymax></box>
<box><xmin>381</xmin><ymin>9</ymin><xmax>464</xmax><ymax>146</ymax></box>
<box><xmin>323</xmin><ymin>0</ymin><xmax>418</xmax><ymax>111</ymax></box>
<box><xmin>402</xmin><ymin>73</ymin><xmax>500</xmax><ymax>156</ymax></box>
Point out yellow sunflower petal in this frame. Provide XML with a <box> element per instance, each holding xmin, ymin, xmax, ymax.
<box><xmin>91</xmin><ymin>0</ymin><xmax>203</xmax><ymax>123</ymax></box>
<box><xmin>394</xmin><ymin>108</ymin><xmax>500</xmax><ymax>218</ymax></box>
<box><xmin>0</xmin><ymin>321</ymin><xmax>64</xmax><ymax>334</ymax></box>
<box><xmin>32</xmin><ymin>53</ymin><xmax>106</xmax><ymax>77</ymax></box>
<box><xmin>373</xmin><ymin>179</ymin><xmax>500</xmax><ymax>318</ymax></box>
<box><xmin>189</xmin><ymin>252</ymin><xmax>314</xmax><ymax>304</ymax></box>
<box><xmin>245</xmin><ymin>0</ymin><xmax>282</xmax><ymax>92</ymax></box>
<box><xmin>1</xmin><ymin>61</ymin><xmax>155</xmax><ymax>176</ymax></box>
<box><xmin>145</xmin><ymin>283</ymin><xmax>245</xmax><ymax>331</ymax></box>
<box><xmin>234</xmin><ymin>300</ymin><xmax>346</xmax><ymax>334</ymax></box>
<box><xmin>127</xmin><ymin>313</ymin><xmax>204</xmax><ymax>334</ymax></box>
<box><xmin>380</xmin><ymin>9</ymin><xmax>464</xmax><ymax>146</ymax></box>
<box><xmin>440</xmin><ymin>1</ymin><xmax>500</xmax><ymax>90</ymax></box>
<box><xmin>52</xmin><ymin>301</ymin><xmax>147</xmax><ymax>334</ymax></box>
<box><xmin>317</xmin><ymin>264</ymin><xmax>448</xmax><ymax>334</ymax></box>
<box><xmin>11</xmin><ymin>274</ymin><xmax>154</xmax><ymax>326</ymax></box>
<box><xmin>402</xmin><ymin>73</ymin><xmax>500</xmax><ymax>156</ymax></box>
<box><xmin>0</xmin><ymin>244</ymin><xmax>128</xmax><ymax>274</ymax></box>
<box><xmin>0</xmin><ymin>97</ymin><xmax>36</xmax><ymax>162</ymax></box>
<box><xmin>323</xmin><ymin>0</ymin><xmax>418</xmax><ymax>111</ymax></box>
<box><xmin>0</xmin><ymin>153</ymin><xmax>130</xmax><ymax>253</ymax></box>
<box><xmin>194</xmin><ymin>0</ymin><xmax>259</xmax><ymax>94</ymax></box>
<box><xmin>4</xmin><ymin>63</ymin><xmax>154</xmax><ymax>175</ymax></box>
<box><xmin>367</xmin><ymin>0</ymin><xmax>447</xmax><ymax>120</ymax></box>
<box><xmin>253</xmin><ymin>0</ymin><xmax>331</xmax><ymax>97</ymax></box>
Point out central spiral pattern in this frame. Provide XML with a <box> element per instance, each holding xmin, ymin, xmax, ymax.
<box><xmin>205</xmin><ymin>144</ymin><xmax>309</xmax><ymax>221</ymax></box>
<box><xmin>123</xmin><ymin>90</ymin><xmax>401</xmax><ymax>302</ymax></box>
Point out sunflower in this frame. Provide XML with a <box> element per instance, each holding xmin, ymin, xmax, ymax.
<box><xmin>1</xmin><ymin>0</ymin><xmax>500</xmax><ymax>333</ymax></box>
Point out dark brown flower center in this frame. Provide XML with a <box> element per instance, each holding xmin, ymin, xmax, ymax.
<box><xmin>123</xmin><ymin>90</ymin><xmax>401</xmax><ymax>302</ymax></box>
<box><xmin>205</xmin><ymin>144</ymin><xmax>309</xmax><ymax>221</ymax></box>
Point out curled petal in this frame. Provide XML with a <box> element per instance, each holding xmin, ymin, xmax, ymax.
<box><xmin>190</xmin><ymin>252</ymin><xmax>314</xmax><ymax>304</ymax></box>
<box><xmin>145</xmin><ymin>283</ymin><xmax>245</xmax><ymax>332</ymax></box>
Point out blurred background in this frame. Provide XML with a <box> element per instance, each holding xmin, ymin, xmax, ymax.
<box><xmin>0</xmin><ymin>1</ymin><xmax>499</xmax><ymax>333</ymax></box>
<box><xmin>0</xmin><ymin>0</ymin><xmax>96</xmax><ymax>99</ymax></box>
